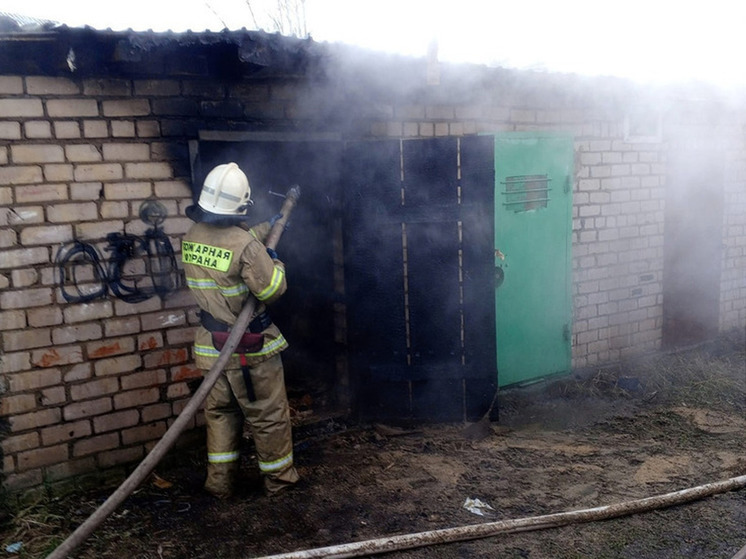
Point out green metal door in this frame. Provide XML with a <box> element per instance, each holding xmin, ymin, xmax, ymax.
<box><xmin>494</xmin><ymin>133</ymin><xmax>573</xmax><ymax>386</ymax></box>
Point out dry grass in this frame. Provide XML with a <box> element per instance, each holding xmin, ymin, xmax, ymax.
<box><xmin>642</xmin><ymin>352</ymin><xmax>745</xmax><ymax>410</ymax></box>
<box><xmin>0</xmin><ymin>500</ymin><xmax>65</xmax><ymax>558</ymax></box>
<box><xmin>546</xmin><ymin>335</ymin><xmax>745</xmax><ymax>412</ymax></box>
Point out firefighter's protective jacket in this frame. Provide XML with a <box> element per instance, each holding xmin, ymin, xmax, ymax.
<box><xmin>182</xmin><ymin>220</ymin><xmax>289</xmax><ymax>367</ymax></box>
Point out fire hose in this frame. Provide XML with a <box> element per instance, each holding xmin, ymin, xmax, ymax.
<box><xmin>256</xmin><ymin>474</ymin><xmax>746</xmax><ymax>559</ymax></box>
<box><xmin>45</xmin><ymin>185</ymin><xmax>301</xmax><ymax>559</ymax></box>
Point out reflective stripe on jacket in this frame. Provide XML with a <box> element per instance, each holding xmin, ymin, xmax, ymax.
<box><xmin>182</xmin><ymin>220</ymin><xmax>289</xmax><ymax>369</ymax></box>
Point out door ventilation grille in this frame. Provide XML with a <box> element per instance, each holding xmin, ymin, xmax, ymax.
<box><xmin>501</xmin><ymin>174</ymin><xmax>550</xmax><ymax>212</ymax></box>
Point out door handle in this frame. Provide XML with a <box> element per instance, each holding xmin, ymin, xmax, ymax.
<box><xmin>495</xmin><ymin>249</ymin><xmax>506</xmax><ymax>287</ymax></box>
<box><xmin>495</xmin><ymin>266</ymin><xmax>505</xmax><ymax>288</ymax></box>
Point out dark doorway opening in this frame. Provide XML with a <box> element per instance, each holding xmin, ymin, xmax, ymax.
<box><xmin>194</xmin><ymin>135</ymin><xmax>497</xmax><ymax>424</ymax></box>
<box><xmin>663</xmin><ymin>148</ymin><xmax>725</xmax><ymax>348</ymax></box>
<box><xmin>196</xmin><ymin>138</ymin><xmax>345</xmax><ymax>414</ymax></box>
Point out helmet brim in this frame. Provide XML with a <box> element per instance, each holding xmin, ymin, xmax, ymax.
<box><xmin>186</xmin><ymin>205</ymin><xmax>253</xmax><ymax>227</ymax></box>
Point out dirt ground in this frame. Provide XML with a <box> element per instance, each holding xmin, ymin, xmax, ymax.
<box><xmin>3</xmin><ymin>331</ymin><xmax>745</xmax><ymax>559</ymax></box>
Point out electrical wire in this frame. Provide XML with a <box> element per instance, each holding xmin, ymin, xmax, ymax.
<box><xmin>144</xmin><ymin>227</ymin><xmax>182</xmax><ymax>298</ymax></box>
<box><xmin>105</xmin><ymin>232</ymin><xmax>154</xmax><ymax>304</ymax></box>
<box><xmin>55</xmin><ymin>229</ymin><xmax>180</xmax><ymax>305</ymax></box>
<box><xmin>106</xmin><ymin>229</ymin><xmax>181</xmax><ymax>303</ymax></box>
<box><xmin>55</xmin><ymin>241</ymin><xmax>108</xmax><ymax>303</ymax></box>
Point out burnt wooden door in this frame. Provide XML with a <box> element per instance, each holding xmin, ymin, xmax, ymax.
<box><xmin>343</xmin><ymin>137</ymin><xmax>496</xmax><ymax>422</ymax></box>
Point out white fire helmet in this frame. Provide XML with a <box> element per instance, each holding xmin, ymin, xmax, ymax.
<box><xmin>197</xmin><ymin>162</ymin><xmax>253</xmax><ymax>215</ymax></box>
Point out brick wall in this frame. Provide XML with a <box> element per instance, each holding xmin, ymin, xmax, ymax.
<box><xmin>0</xmin><ymin>75</ymin><xmax>201</xmax><ymax>495</ymax></box>
<box><xmin>721</xmin><ymin>144</ymin><xmax>746</xmax><ymax>331</ymax></box>
<box><xmin>571</xmin><ymin>137</ymin><xmax>667</xmax><ymax>367</ymax></box>
<box><xmin>1</xmin><ymin>67</ymin><xmax>745</xmax><ymax>495</ymax></box>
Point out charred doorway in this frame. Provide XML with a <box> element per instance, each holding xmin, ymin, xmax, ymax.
<box><xmin>342</xmin><ymin>137</ymin><xmax>497</xmax><ymax>422</ymax></box>
<box><xmin>663</xmin><ymin>147</ymin><xmax>725</xmax><ymax>348</ymax></box>
<box><xmin>193</xmin><ymin>134</ymin><xmax>496</xmax><ymax>423</ymax></box>
<box><xmin>194</xmin><ymin>135</ymin><xmax>345</xmax><ymax>414</ymax></box>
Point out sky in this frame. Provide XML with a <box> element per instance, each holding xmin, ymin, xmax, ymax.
<box><xmin>2</xmin><ymin>0</ymin><xmax>745</xmax><ymax>88</ymax></box>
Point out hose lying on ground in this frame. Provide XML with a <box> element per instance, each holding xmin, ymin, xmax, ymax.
<box><xmin>46</xmin><ymin>186</ymin><xmax>301</xmax><ymax>559</ymax></box>
<box><xmin>732</xmin><ymin>543</ymin><xmax>746</xmax><ymax>559</ymax></box>
<box><xmin>256</xmin><ymin>474</ymin><xmax>746</xmax><ymax>559</ymax></box>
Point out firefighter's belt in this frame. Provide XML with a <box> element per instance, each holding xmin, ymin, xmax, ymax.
<box><xmin>200</xmin><ymin>310</ymin><xmax>268</xmax><ymax>354</ymax></box>
<box><xmin>211</xmin><ymin>330</ymin><xmax>263</xmax><ymax>354</ymax></box>
<box><xmin>200</xmin><ymin>309</ymin><xmax>272</xmax><ymax>334</ymax></box>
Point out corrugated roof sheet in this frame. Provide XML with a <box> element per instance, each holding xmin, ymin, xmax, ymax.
<box><xmin>0</xmin><ymin>23</ymin><xmax>326</xmax><ymax>79</ymax></box>
<box><xmin>0</xmin><ymin>11</ymin><xmax>58</xmax><ymax>31</ymax></box>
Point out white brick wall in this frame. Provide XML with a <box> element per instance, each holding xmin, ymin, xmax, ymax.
<box><xmin>0</xmin><ymin>75</ymin><xmax>198</xmax><ymax>495</ymax></box>
<box><xmin>721</xmin><ymin>150</ymin><xmax>746</xmax><ymax>330</ymax></box>
<box><xmin>570</xmin><ymin>133</ymin><xmax>668</xmax><ymax>366</ymax></box>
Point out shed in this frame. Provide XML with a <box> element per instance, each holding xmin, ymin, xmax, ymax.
<box><xmin>0</xmin><ymin>24</ymin><xmax>744</xmax><ymax>495</ymax></box>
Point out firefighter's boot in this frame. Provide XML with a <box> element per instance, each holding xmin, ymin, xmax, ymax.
<box><xmin>204</xmin><ymin>461</ymin><xmax>238</xmax><ymax>499</ymax></box>
<box><xmin>264</xmin><ymin>464</ymin><xmax>300</xmax><ymax>495</ymax></box>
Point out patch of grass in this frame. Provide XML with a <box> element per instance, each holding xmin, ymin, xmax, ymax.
<box><xmin>639</xmin><ymin>350</ymin><xmax>745</xmax><ymax>411</ymax></box>
<box><xmin>548</xmin><ymin>368</ymin><xmax>630</xmax><ymax>400</ymax></box>
<box><xmin>0</xmin><ymin>499</ymin><xmax>67</xmax><ymax>558</ymax></box>
<box><xmin>542</xmin><ymin>333</ymin><xmax>745</xmax><ymax>411</ymax></box>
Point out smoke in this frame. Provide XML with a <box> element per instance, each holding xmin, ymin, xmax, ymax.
<box><xmin>190</xmin><ymin>22</ymin><xmax>745</xmax><ymax>418</ymax></box>
<box><xmin>308</xmin><ymin>0</ymin><xmax>746</xmax><ymax>89</ymax></box>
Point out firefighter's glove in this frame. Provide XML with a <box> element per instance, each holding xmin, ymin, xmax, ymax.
<box><xmin>266</xmin><ymin>247</ymin><xmax>279</xmax><ymax>260</ymax></box>
<box><xmin>268</xmin><ymin>213</ymin><xmax>283</xmax><ymax>227</ymax></box>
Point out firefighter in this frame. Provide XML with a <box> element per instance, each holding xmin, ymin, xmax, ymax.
<box><xmin>182</xmin><ymin>162</ymin><xmax>300</xmax><ymax>498</ymax></box>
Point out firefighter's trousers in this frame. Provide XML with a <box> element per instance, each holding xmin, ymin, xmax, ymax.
<box><xmin>204</xmin><ymin>354</ymin><xmax>299</xmax><ymax>497</ymax></box>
